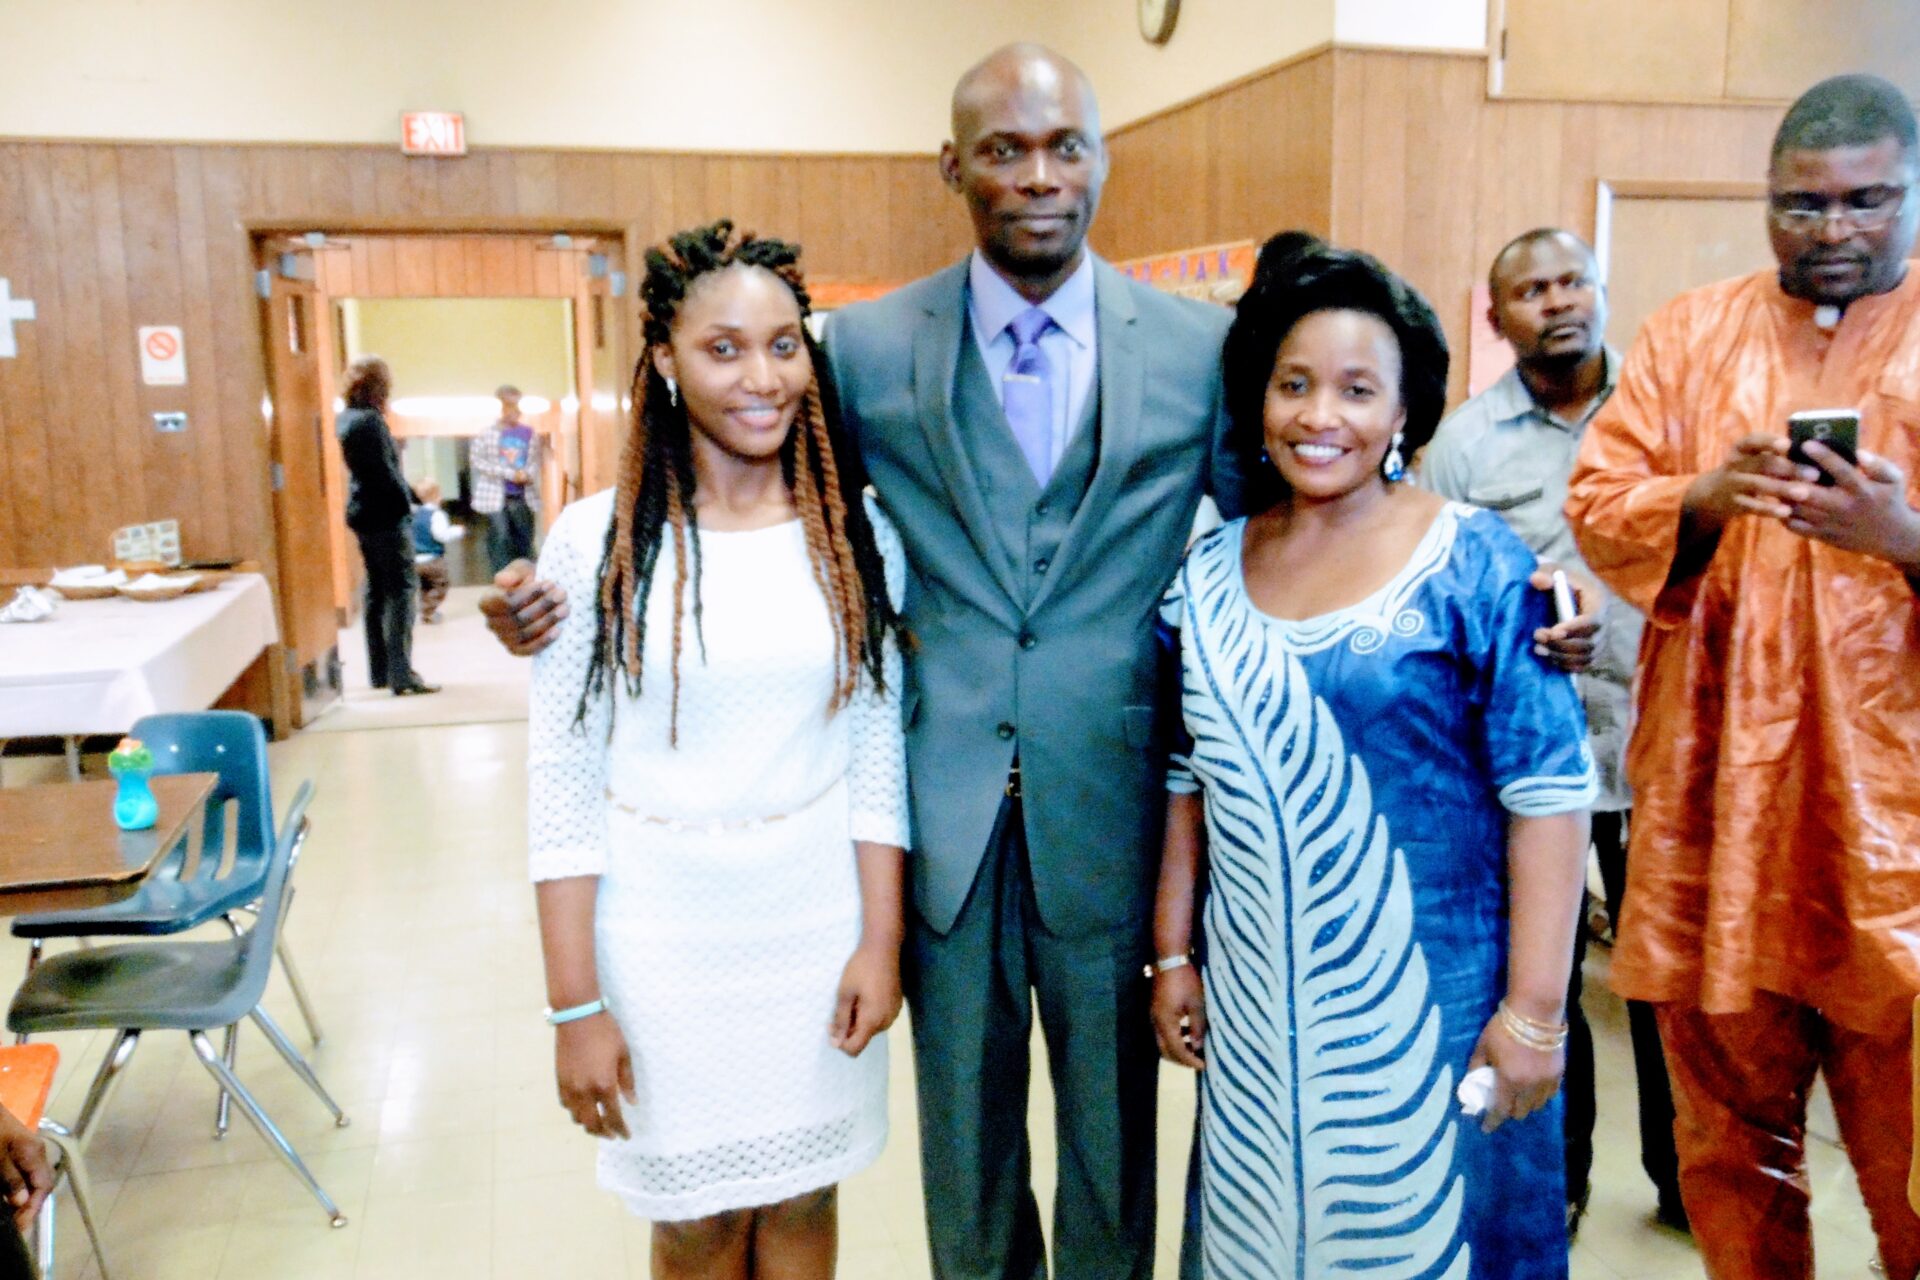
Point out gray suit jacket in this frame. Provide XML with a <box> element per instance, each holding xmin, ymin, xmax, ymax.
<box><xmin>826</xmin><ymin>259</ymin><xmax>1242</xmax><ymax>936</ymax></box>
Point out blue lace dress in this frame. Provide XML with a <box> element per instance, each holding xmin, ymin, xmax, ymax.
<box><xmin>1161</xmin><ymin>504</ymin><xmax>1596</xmax><ymax>1280</ymax></box>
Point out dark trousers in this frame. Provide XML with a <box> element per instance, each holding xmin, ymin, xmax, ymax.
<box><xmin>485</xmin><ymin>496</ymin><xmax>536</xmax><ymax>574</ymax></box>
<box><xmin>355</xmin><ymin>522</ymin><xmax>417</xmax><ymax>688</ymax></box>
<box><xmin>1564</xmin><ymin>810</ymin><xmax>1681</xmax><ymax>1207</ymax></box>
<box><xmin>903</xmin><ymin>795</ymin><xmax>1159</xmax><ymax>1280</ymax></box>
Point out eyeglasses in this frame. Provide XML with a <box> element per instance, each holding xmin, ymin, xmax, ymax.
<box><xmin>1769</xmin><ymin>184</ymin><xmax>1911</xmax><ymax>232</ymax></box>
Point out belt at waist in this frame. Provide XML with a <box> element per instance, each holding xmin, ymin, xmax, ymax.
<box><xmin>604</xmin><ymin>776</ymin><xmax>842</xmax><ymax>834</ymax></box>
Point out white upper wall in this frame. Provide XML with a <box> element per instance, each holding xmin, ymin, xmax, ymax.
<box><xmin>0</xmin><ymin>0</ymin><xmax>1045</xmax><ymax>151</ymax></box>
<box><xmin>1034</xmin><ymin>0</ymin><xmax>1335</xmax><ymax>132</ymax></box>
<box><xmin>0</xmin><ymin>0</ymin><xmax>1489</xmax><ymax>150</ymax></box>
<box><xmin>1333</xmin><ymin>0</ymin><xmax>1487</xmax><ymax>50</ymax></box>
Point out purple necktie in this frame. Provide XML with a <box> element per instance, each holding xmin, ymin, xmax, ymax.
<box><xmin>1002</xmin><ymin>307</ymin><xmax>1056</xmax><ymax>487</ymax></box>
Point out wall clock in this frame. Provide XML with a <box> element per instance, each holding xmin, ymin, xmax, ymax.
<box><xmin>1139</xmin><ymin>0</ymin><xmax>1180</xmax><ymax>45</ymax></box>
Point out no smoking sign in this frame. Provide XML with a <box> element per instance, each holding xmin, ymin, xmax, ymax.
<box><xmin>139</xmin><ymin>325</ymin><xmax>186</xmax><ymax>386</ymax></box>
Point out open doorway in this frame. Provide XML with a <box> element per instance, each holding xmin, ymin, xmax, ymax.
<box><xmin>254</xmin><ymin>230</ymin><xmax>627</xmax><ymax>729</ymax></box>
<box><xmin>337</xmin><ymin>295</ymin><xmax>574</xmax><ymax>588</ymax></box>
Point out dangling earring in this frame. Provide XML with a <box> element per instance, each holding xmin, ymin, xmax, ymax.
<box><xmin>665</xmin><ymin>376</ymin><xmax>679</xmax><ymax>408</ymax></box>
<box><xmin>1259</xmin><ymin>447</ymin><xmax>1271</xmax><ymax>465</ymax></box>
<box><xmin>1382</xmin><ymin>431</ymin><xmax>1406</xmax><ymax>483</ymax></box>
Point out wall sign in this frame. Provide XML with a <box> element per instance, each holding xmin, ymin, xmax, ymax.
<box><xmin>0</xmin><ymin>277</ymin><xmax>36</xmax><ymax>359</ymax></box>
<box><xmin>139</xmin><ymin>325</ymin><xmax>187</xmax><ymax>385</ymax></box>
<box><xmin>402</xmin><ymin>111</ymin><xmax>467</xmax><ymax>157</ymax></box>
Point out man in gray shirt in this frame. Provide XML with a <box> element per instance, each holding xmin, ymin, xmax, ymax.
<box><xmin>1423</xmin><ymin>227</ymin><xmax>1682</xmax><ymax>1235</ymax></box>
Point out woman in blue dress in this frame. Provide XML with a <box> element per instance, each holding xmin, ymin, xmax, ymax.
<box><xmin>1150</xmin><ymin>234</ymin><xmax>1596</xmax><ymax>1280</ymax></box>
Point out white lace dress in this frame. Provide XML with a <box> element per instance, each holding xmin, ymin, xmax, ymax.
<box><xmin>528</xmin><ymin>488</ymin><xmax>909</xmax><ymax>1222</ymax></box>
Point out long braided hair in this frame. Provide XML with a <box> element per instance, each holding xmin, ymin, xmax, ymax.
<box><xmin>576</xmin><ymin>220</ymin><xmax>902</xmax><ymax>744</ymax></box>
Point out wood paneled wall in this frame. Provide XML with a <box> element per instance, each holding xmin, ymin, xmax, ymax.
<box><xmin>0</xmin><ymin>143</ymin><xmax>968</xmax><ymax>570</ymax></box>
<box><xmin>1097</xmin><ymin>51</ymin><xmax>1335</xmax><ymax>263</ymax></box>
<box><xmin>1498</xmin><ymin>0</ymin><xmax>1920</xmax><ymax>103</ymax></box>
<box><xmin>1095</xmin><ymin>47</ymin><xmax>1785</xmax><ymax>401</ymax></box>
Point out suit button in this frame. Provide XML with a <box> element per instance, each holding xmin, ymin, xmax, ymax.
<box><xmin>996</xmin><ymin>722</ymin><xmax>1015</xmax><ymax>740</ymax></box>
<box><xmin>1035</xmin><ymin>500</ymin><xmax>1051</xmax><ymax>516</ymax></box>
<box><xmin>1034</xmin><ymin>558</ymin><xmax>1049</xmax><ymax>574</ymax></box>
<box><xmin>1019</xmin><ymin>633</ymin><xmax>1037</xmax><ymax>650</ymax></box>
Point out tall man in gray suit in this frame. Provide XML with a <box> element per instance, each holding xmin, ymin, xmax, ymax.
<box><xmin>825</xmin><ymin>46</ymin><xmax>1241</xmax><ymax>1280</ymax></box>
<box><xmin>486</xmin><ymin>45</ymin><xmax>1237</xmax><ymax>1279</ymax></box>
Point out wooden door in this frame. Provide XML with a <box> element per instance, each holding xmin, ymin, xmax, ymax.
<box><xmin>1600</xmin><ymin>182</ymin><xmax>1772</xmax><ymax>352</ymax></box>
<box><xmin>573</xmin><ymin>253</ymin><xmax>626</xmax><ymax>504</ymax></box>
<box><xmin>258</xmin><ymin>248</ymin><xmax>342</xmax><ymax>724</ymax></box>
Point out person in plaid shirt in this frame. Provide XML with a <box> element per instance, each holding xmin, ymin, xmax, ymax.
<box><xmin>472</xmin><ymin>384</ymin><xmax>542</xmax><ymax>572</ymax></box>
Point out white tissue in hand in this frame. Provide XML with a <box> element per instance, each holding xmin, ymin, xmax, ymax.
<box><xmin>1456</xmin><ymin>1066</ymin><xmax>1498</xmax><ymax>1116</ymax></box>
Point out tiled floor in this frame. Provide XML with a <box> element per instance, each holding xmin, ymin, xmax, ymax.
<box><xmin>2</xmin><ymin>714</ymin><xmax>1887</xmax><ymax>1278</ymax></box>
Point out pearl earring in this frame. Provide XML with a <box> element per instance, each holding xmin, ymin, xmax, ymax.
<box><xmin>665</xmin><ymin>376</ymin><xmax>679</xmax><ymax>408</ymax></box>
<box><xmin>1382</xmin><ymin>432</ymin><xmax>1406</xmax><ymax>483</ymax></box>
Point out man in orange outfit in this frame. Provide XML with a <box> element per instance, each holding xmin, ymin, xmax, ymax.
<box><xmin>1567</xmin><ymin>74</ymin><xmax>1920</xmax><ymax>1279</ymax></box>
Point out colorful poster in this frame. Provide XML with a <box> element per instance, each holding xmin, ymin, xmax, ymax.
<box><xmin>1111</xmin><ymin>241</ymin><xmax>1258</xmax><ymax>306</ymax></box>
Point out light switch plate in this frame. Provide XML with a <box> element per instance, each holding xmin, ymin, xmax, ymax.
<box><xmin>154</xmin><ymin>411</ymin><xmax>187</xmax><ymax>432</ymax></box>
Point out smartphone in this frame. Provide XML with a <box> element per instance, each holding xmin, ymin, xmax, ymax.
<box><xmin>1788</xmin><ymin>409</ymin><xmax>1860</xmax><ymax>485</ymax></box>
<box><xmin>1549</xmin><ymin>569</ymin><xmax>1579</xmax><ymax>626</ymax></box>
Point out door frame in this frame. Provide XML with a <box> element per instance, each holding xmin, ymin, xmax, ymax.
<box><xmin>244</xmin><ymin>219</ymin><xmax>634</xmax><ymax>713</ymax></box>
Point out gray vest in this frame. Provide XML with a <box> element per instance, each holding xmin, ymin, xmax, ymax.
<box><xmin>952</xmin><ymin>331</ymin><xmax>1101</xmax><ymax>606</ymax></box>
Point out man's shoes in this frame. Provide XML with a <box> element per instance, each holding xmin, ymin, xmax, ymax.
<box><xmin>1654</xmin><ymin>1188</ymin><xmax>1690</xmax><ymax>1233</ymax></box>
<box><xmin>392</xmin><ymin>677</ymin><xmax>441</xmax><ymax>696</ymax></box>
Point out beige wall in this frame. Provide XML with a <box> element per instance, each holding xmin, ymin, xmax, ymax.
<box><xmin>1039</xmin><ymin>0</ymin><xmax>1335</xmax><ymax>133</ymax></box>
<box><xmin>0</xmin><ymin>0</ymin><xmax>1044</xmax><ymax>151</ymax></box>
<box><xmin>341</xmin><ymin>298</ymin><xmax>574</xmax><ymax>401</ymax></box>
<box><xmin>0</xmin><ymin>0</ymin><xmax>1497</xmax><ymax>151</ymax></box>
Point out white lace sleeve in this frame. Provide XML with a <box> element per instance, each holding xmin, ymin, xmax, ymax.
<box><xmin>847</xmin><ymin>497</ymin><xmax>910</xmax><ymax>850</ymax></box>
<box><xmin>527</xmin><ymin>492</ymin><xmax>615</xmax><ymax>881</ymax></box>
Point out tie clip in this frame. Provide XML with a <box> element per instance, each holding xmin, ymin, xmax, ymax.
<box><xmin>1003</xmin><ymin>373</ymin><xmax>1042</xmax><ymax>384</ymax></box>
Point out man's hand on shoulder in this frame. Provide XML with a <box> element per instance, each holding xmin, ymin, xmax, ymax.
<box><xmin>479</xmin><ymin>559</ymin><xmax>569</xmax><ymax>657</ymax></box>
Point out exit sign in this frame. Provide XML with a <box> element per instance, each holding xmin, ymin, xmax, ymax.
<box><xmin>401</xmin><ymin>111</ymin><xmax>467</xmax><ymax>157</ymax></box>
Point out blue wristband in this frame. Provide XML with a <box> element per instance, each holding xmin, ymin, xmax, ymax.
<box><xmin>544</xmin><ymin>999</ymin><xmax>606</xmax><ymax>1026</ymax></box>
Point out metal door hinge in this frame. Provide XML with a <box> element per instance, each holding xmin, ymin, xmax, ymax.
<box><xmin>255</xmin><ymin>269</ymin><xmax>272</xmax><ymax>299</ymax></box>
<box><xmin>271</xmin><ymin>462</ymin><xmax>286</xmax><ymax>492</ymax></box>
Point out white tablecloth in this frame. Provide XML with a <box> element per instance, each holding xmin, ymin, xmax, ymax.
<box><xmin>0</xmin><ymin>575</ymin><xmax>280</xmax><ymax>737</ymax></box>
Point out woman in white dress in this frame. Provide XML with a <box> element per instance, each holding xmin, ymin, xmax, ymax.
<box><xmin>527</xmin><ymin>221</ymin><xmax>909</xmax><ymax>1279</ymax></box>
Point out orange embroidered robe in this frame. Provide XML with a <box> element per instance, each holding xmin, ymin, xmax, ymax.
<box><xmin>1566</xmin><ymin>265</ymin><xmax>1920</xmax><ymax>1035</ymax></box>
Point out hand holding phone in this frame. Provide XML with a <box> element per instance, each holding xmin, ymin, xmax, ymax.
<box><xmin>1549</xmin><ymin>570</ymin><xmax>1578</xmax><ymax>627</ymax></box>
<box><xmin>1788</xmin><ymin>409</ymin><xmax>1860</xmax><ymax>486</ymax></box>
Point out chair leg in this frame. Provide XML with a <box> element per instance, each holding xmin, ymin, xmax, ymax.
<box><xmin>72</xmin><ymin>1030</ymin><xmax>140</xmax><ymax>1143</ymax></box>
<box><xmin>187</xmin><ymin>1031</ymin><xmax>347</xmax><ymax>1228</ymax></box>
<box><xmin>214</xmin><ymin>1023</ymin><xmax>239</xmax><ymax>1139</ymax></box>
<box><xmin>40</xmin><ymin>1120</ymin><xmax>112</xmax><ymax>1280</ymax></box>
<box><xmin>275</xmin><ymin>935</ymin><xmax>324</xmax><ymax>1047</ymax></box>
<box><xmin>32</xmin><ymin>1172</ymin><xmax>54</xmax><ymax>1279</ymax></box>
<box><xmin>247</xmin><ymin>1008</ymin><xmax>349</xmax><ymax>1127</ymax></box>
<box><xmin>13</xmin><ymin>941</ymin><xmax>42</xmax><ymax>1046</ymax></box>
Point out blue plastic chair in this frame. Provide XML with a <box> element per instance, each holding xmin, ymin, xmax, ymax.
<box><xmin>16</xmin><ymin>712</ymin><xmax>275</xmax><ymax>940</ymax></box>
<box><xmin>8</xmin><ymin>782</ymin><xmax>350</xmax><ymax>1226</ymax></box>
<box><xmin>12</xmin><ymin>711</ymin><xmax>325</xmax><ymax>1134</ymax></box>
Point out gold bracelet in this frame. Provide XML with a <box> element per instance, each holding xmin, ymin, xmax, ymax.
<box><xmin>1497</xmin><ymin>1002</ymin><xmax>1568</xmax><ymax>1051</ymax></box>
